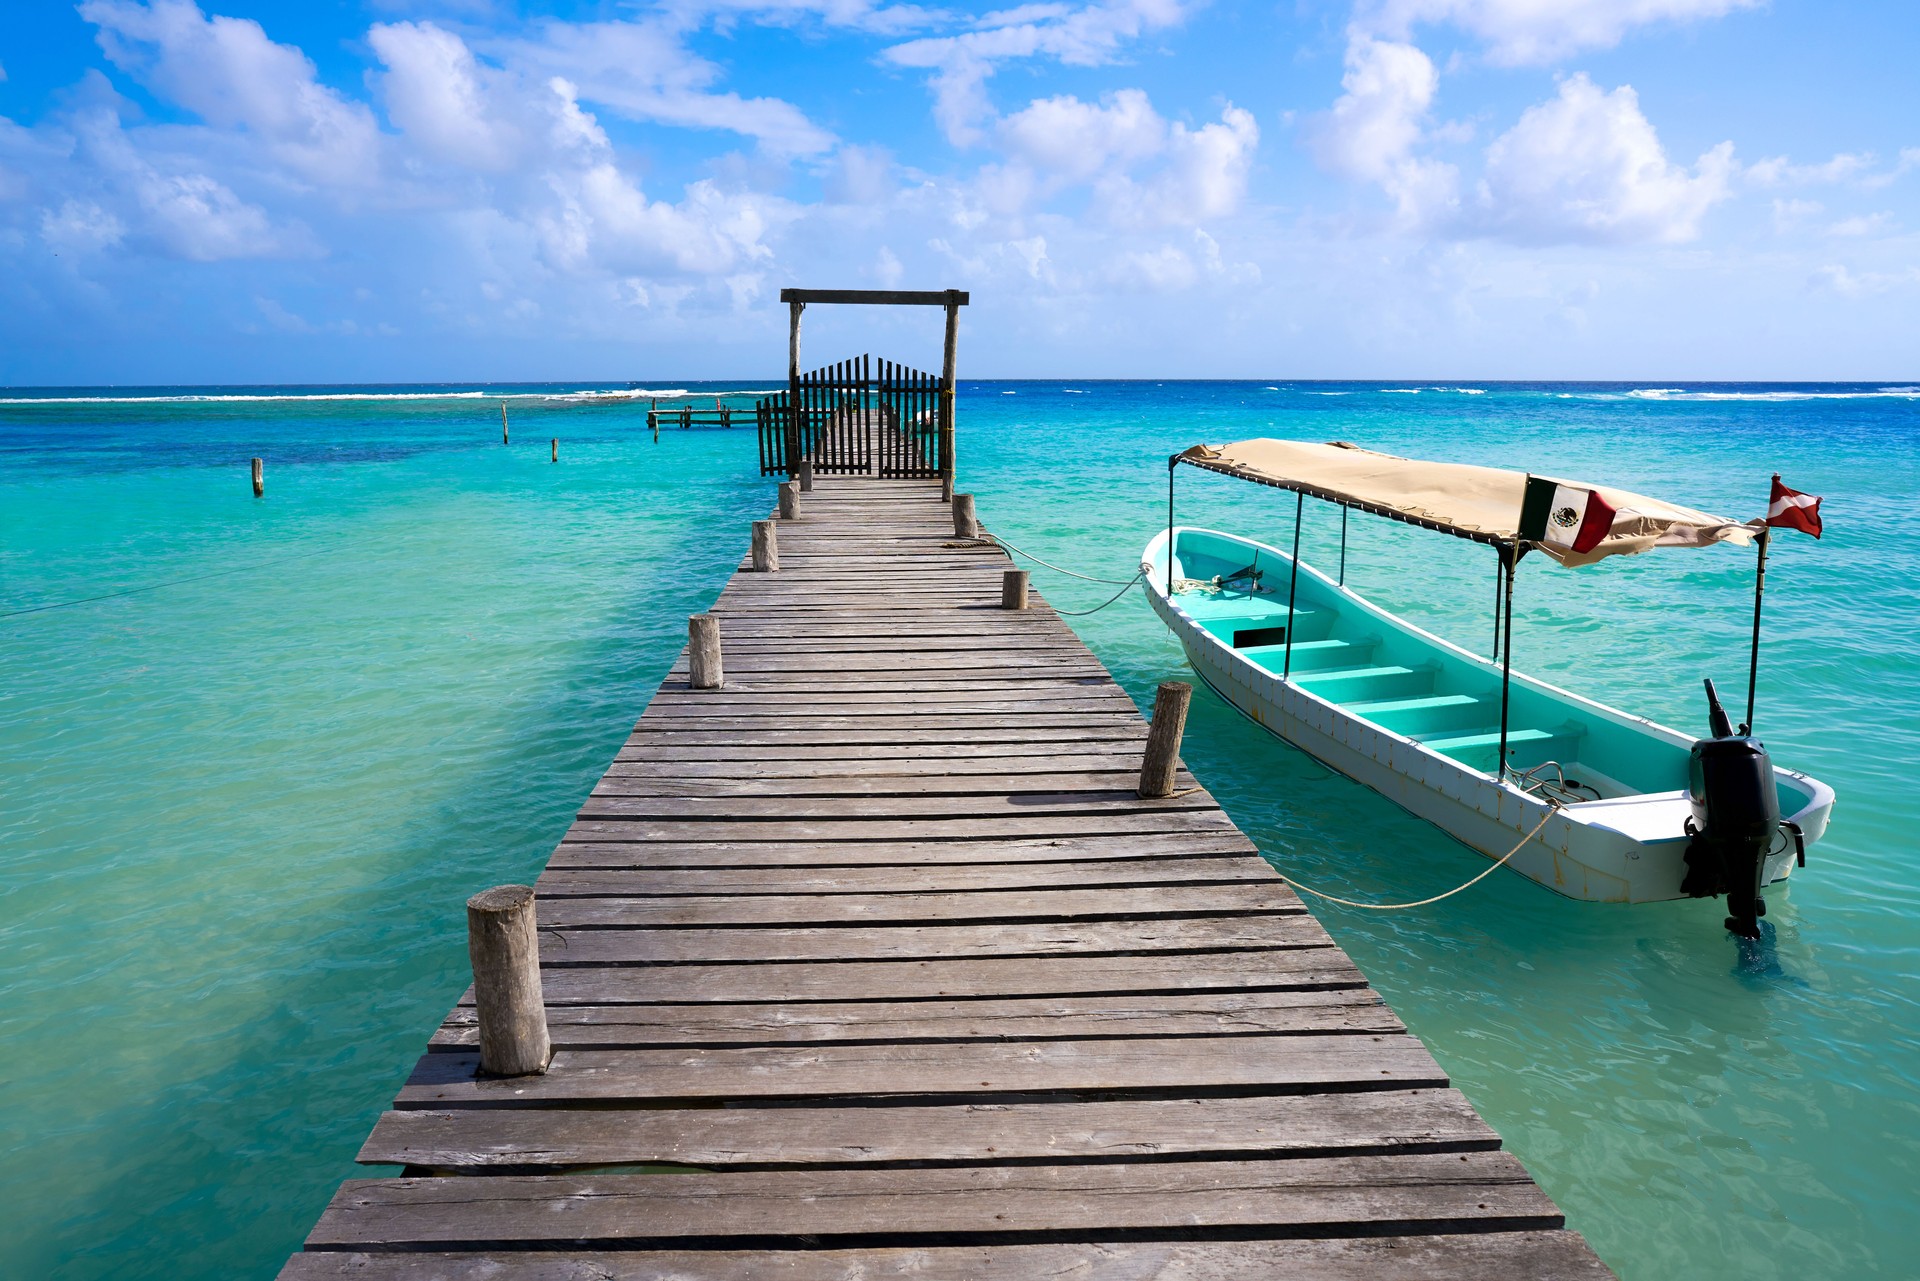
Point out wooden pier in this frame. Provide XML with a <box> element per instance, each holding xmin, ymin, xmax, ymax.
<box><xmin>279</xmin><ymin>476</ymin><xmax>1613</xmax><ymax>1278</ymax></box>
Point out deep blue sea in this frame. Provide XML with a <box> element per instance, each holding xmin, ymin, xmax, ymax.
<box><xmin>3</xmin><ymin>380</ymin><xmax>1916</xmax><ymax>1278</ymax></box>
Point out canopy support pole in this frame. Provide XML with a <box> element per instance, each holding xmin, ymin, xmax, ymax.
<box><xmin>1166</xmin><ymin>456</ymin><xmax>1178</xmax><ymax>597</ymax></box>
<box><xmin>1283</xmin><ymin>491</ymin><xmax>1304</xmax><ymax>680</ymax></box>
<box><xmin>1498</xmin><ymin>543</ymin><xmax>1517</xmax><ymax>780</ymax></box>
<box><xmin>1492</xmin><ymin>547</ymin><xmax>1503</xmax><ymax>660</ymax></box>
<box><xmin>1338</xmin><ymin>504</ymin><xmax>1348</xmax><ymax>586</ymax></box>
<box><xmin>1744</xmin><ymin>526</ymin><xmax>1770</xmax><ymax>734</ymax></box>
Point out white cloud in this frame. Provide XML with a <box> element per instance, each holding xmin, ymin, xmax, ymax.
<box><xmin>1310</xmin><ymin>37</ymin><xmax>1458</xmax><ymax>225</ymax></box>
<box><xmin>1478</xmin><ymin>74</ymin><xmax>1732</xmax><ymax>243</ymax></box>
<box><xmin>983</xmin><ymin>91</ymin><xmax>1256</xmax><ymax>227</ymax></box>
<box><xmin>885</xmin><ymin>0</ymin><xmax>1190</xmax><ymax>145</ymax></box>
<box><xmin>41</xmin><ymin>199</ymin><xmax>126</xmax><ymax>254</ymax></box>
<box><xmin>1745</xmin><ymin>151</ymin><xmax>1874</xmax><ymax>188</ymax></box>
<box><xmin>370</xmin><ymin>22</ymin><xmax>517</xmax><ymax>171</ymax></box>
<box><xmin>1815</xmin><ymin>264</ymin><xmax>1920</xmax><ymax>297</ymax></box>
<box><xmin>1000</xmin><ymin>89</ymin><xmax>1166</xmax><ymax>186</ymax></box>
<box><xmin>81</xmin><ymin>0</ymin><xmax>381</xmax><ymax>187</ymax></box>
<box><xmin>1826</xmin><ymin>212</ymin><xmax>1894</xmax><ymax>237</ymax></box>
<box><xmin>504</xmin><ymin>19</ymin><xmax>835</xmax><ymax>157</ymax></box>
<box><xmin>1354</xmin><ymin>0</ymin><xmax>1760</xmax><ymax>66</ymax></box>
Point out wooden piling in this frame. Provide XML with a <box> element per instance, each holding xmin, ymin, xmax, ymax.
<box><xmin>1138</xmin><ymin>681</ymin><xmax>1194</xmax><ymax>799</ymax></box>
<box><xmin>779</xmin><ymin>482</ymin><xmax>800</xmax><ymax>521</ymax></box>
<box><xmin>798</xmin><ymin>459</ymin><xmax>815</xmax><ymax>493</ymax></box>
<box><xmin>551</xmin><ymin>438</ymin><xmax>558</xmax><ymax>463</ymax></box>
<box><xmin>250</xmin><ymin>457</ymin><xmax>263</xmax><ymax>498</ymax></box>
<box><xmin>688</xmin><ymin>614</ymin><xmax>722</xmax><ymax>690</ymax></box>
<box><xmin>465</xmin><ymin>885</ymin><xmax>549</xmax><ymax>1077</ymax></box>
<box><xmin>952</xmin><ymin>492</ymin><xmax>978</xmax><ymax>538</ymax></box>
<box><xmin>501</xmin><ymin>402</ymin><xmax>509</xmax><ymax>445</ymax></box>
<box><xmin>1002</xmin><ymin>569</ymin><xmax>1030</xmax><ymax>609</ymax></box>
<box><xmin>751</xmin><ymin>520</ymin><xmax>779</xmax><ymax>573</ymax></box>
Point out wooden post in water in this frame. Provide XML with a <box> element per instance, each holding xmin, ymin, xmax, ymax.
<box><xmin>1138</xmin><ymin>681</ymin><xmax>1193</xmax><ymax>799</ymax></box>
<box><xmin>940</xmin><ymin>294</ymin><xmax>960</xmax><ymax>501</ymax></box>
<box><xmin>251</xmin><ymin>457</ymin><xmax>263</xmax><ymax>497</ymax></box>
<box><xmin>501</xmin><ymin>402</ymin><xmax>509</xmax><ymax>445</ymax></box>
<box><xmin>550</xmin><ymin>438</ymin><xmax>557</xmax><ymax>463</ymax></box>
<box><xmin>688</xmin><ymin>614</ymin><xmax>723</xmax><ymax>689</ymax></box>
<box><xmin>779</xmin><ymin>481</ymin><xmax>800</xmax><ymax>520</ymax></box>
<box><xmin>649</xmin><ymin>401</ymin><xmax>658</xmax><ymax>442</ymax></box>
<box><xmin>466</xmin><ymin>885</ymin><xmax>549</xmax><ymax>1077</ymax></box>
<box><xmin>1002</xmin><ymin>569</ymin><xmax>1029</xmax><ymax>609</ymax></box>
<box><xmin>751</xmin><ymin>520</ymin><xmax>779</xmax><ymax>572</ymax></box>
<box><xmin>798</xmin><ymin>459</ymin><xmax>814</xmax><ymax>492</ymax></box>
<box><xmin>952</xmin><ymin>492</ymin><xmax>978</xmax><ymax>538</ymax></box>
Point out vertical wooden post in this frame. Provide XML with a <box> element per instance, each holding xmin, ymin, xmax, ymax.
<box><xmin>466</xmin><ymin>885</ymin><xmax>549</xmax><ymax>1077</ymax></box>
<box><xmin>250</xmin><ymin>457</ymin><xmax>263</xmax><ymax>497</ymax></box>
<box><xmin>786</xmin><ymin>301</ymin><xmax>804</xmax><ymax>479</ymax></box>
<box><xmin>649</xmin><ymin>401</ymin><xmax>659</xmax><ymax>442</ymax></box>
<box><xmin>751</xmin><ymin>519</ymin><xmax>779</xmax><ymax>572</ymax></box>
<box><xmin>688</xmin><ymin>614</ymin><xmax>723</xmax><ymax>690</ymax></box>
<box><xmin>1002</xmin><ymin>569</ymin><xmax>1029</xmax><ymax>609</ymax></box>
<box><xmin>798</xmin><ymin>459</ymin><xmax>814</xmax><ymax>492</ymax></box>
<box><xmin>1138</xmin><ymin>681</ymin><xmax>1193</xmax><ymax>799</ymax></box>
<box><xmin>501</xmin><ymin>402</ymin><xmax>509</xmax><ymax>445</ymax></box>
<box><xmin>940</xmin><ymin>294</ymin><xmax>960</xmax><ymax>501</ymax></box>
<box><xmin>952</xmin><ymin>492</ymin><xmax>978</xmax><ymax>538</ymax></box>
<box><xmin>779</xmin><ymin>481</ymin><xmax>800</xmax><ymax>520</ymax></box>
<box><xmin>550</xmin><ymin>438</ymin><xmax>558</xmax><ymax>463</ymax></box>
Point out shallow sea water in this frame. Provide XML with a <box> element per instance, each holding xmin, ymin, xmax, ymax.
<box><xmin>2</xmin><ymin>380</ymin><xmax>1916</xmax><ymax>1278</ymax></box>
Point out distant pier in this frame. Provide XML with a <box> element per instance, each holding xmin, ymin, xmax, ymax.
<box><xmin>278</xmin><ymin>466</ymin><xmax>1612</xmax><ymax>1278</ymax></box>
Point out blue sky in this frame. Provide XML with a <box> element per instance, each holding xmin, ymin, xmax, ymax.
<box><xmin>1</xmin><ymin>0</ymin><xmax>1915</xmax><ymax>382</ymax></box>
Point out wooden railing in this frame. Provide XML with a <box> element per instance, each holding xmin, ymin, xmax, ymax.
<box><xmin>646</xmin><ymin>399</ymin><xmax>745</xmax><ymax>432</ymax></box>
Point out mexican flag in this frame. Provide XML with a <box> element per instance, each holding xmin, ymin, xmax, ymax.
<box><xmin>1519</xmin><ymin>476</ymin><xmax>1617</xmax><ymax>555</ymax></box>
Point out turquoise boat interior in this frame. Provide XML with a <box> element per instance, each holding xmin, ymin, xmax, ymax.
<box><xmin>1159</xmin><ymin>527</ymin><xmax>1817</xmax><ymax>815</ymax></box>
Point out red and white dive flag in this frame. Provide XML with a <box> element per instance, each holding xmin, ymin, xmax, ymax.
<box><xmin>1519</xmin><ymin>476</ymin><xmax>1617</xmax><ymax>555</ymax></box>
<box><xmin>1766</xmin><ymin>475</ymin><xmax>1823</xmax><ymax>538</ymax></box>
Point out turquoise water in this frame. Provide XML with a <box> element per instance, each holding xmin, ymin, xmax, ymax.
<box><xmin>3</xmin><ymin>380</ymin><xmax>1916</xmax><ymax>1278</ymax></box>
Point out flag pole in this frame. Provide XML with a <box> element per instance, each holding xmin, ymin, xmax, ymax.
<box><xmin>1744</xmin><ymin>511</ymin><xmax>1772</xmax><ymax>735</ymax></box>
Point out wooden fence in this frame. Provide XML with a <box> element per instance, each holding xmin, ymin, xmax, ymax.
<box><xmin>756</xmin><ymin>354</ymin><xmax>946</xmax><ymax>479</ymax></box>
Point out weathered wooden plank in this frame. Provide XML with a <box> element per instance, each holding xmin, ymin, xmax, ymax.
<box><xmin>549</xmin><ymin>832</ymin><xmax>1261</xmax><ymax>868</ymax></box>
<box><xmin>589</xmin><ymin>769</ymin><xmax>1184</xmax><ymax>796</ymax></box>
<box><xmin>363</xmin><ymin>1088</ymin><xmax>1484</xmax><ymax>1167</ymax></box>
<box><xmin>611</xmin><ymin>742</ymin><xmax>1152</xmax><ymax>766</ymax></box>
<box><xmin>532</xmin><ymin>883</ymin><xmax>1304</xmax><ymax>929</ymax></box>
<box><xmin>598</xmin><ymin>755</ymin><xmax>1164</xmax><ymax>779</ymax></box>
<box><xmin>400</xmin><ymin>1032</ymin><xmax>1444</xmax><ymax>1106</ymax></box>
<box><xmin>533</xmin><ymin>854</ymin><xmax>1273</xmax><ymax>896</ymax></box>
<box><xmin>574</xmin><ymin>791</ymin><xmax>1215</xmax><ymax>821</ymax></box>
<box><xmin>433</xmin><ymin>988</ymin><xmax>1403</xmax><ymax>1049</ymax></box>
<box><xmin>561</xmin><ymin>812</ymin><xmax>1241</xmax><ymax>844</ymax></box>
<box><xmin>533</xmin><ymin>913</ymin><xmax>1331</xmax><ymax>965</ymax></box>
<box><xmin>521</xmin><ymin>949</ymin><xmax>1366</xmax><ymax>1005</ymax></box>
<box><xmin>306</xmin><ymin>1152</ymin><xmax>1556</xmax><ymax>1247</ymax></box>
<box><xmin>282</xmin><ymin>1232</ymin><xmax>1617</xmax><ymax>1280</ymax></box>
<box><xmin>622</xmin><ymin>723</ymin><xmax>1152</xmax><ymax>746</ymax></box>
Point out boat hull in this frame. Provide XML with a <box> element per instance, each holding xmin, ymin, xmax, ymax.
<box><xmin>1144</xmin><ymin>527</ymin><xmax>1834</xmax><ymax>906</ymax></box>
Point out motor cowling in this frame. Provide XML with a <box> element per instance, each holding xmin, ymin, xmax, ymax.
<box><xmin>1680</xmin><ymin>679</ymin><xmax>1780</xmax><ymax>939</ymax></box>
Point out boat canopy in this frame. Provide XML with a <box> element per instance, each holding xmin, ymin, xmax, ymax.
<box><xmin>1178</xmin><ymin>439</ymin><xmax>1755</xmax><ymax>567</ymax></box>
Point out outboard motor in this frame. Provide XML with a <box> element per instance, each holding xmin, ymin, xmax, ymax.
<box><xmin>1680</xmin><ymin>679</ymin><xmax>1780</xmax><ymax>939</ymax></box>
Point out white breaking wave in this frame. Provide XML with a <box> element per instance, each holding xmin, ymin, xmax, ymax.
<box><xmin>1627</xmin><ymin>387</ymin><xmax>1920</xmax><ymax>402</ymax></box>
<box><xmin>0</xmin><ymin>387</ymin><xmax>710</xmax><ymax>405</ymax></box>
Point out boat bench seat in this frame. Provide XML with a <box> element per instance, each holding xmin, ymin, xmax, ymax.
<box><xmin>1294</xmin><ymin>664</ymin><xmax>1435</xmax><ymax>700</ymax></box>
<box><xmin>1420</xmin><ymin>726</ymin><xmax>1559</xmax><ymax>752</ymax></box>
<box><xmin>1346</xmin><ymin>692</ymin><xmax>1482</xmax><ymax>734</ymax></box>
<box><xmin>1238</xmin><ymin>636</ymin><xmax>1374</xmax><ymax>672</ymax></box>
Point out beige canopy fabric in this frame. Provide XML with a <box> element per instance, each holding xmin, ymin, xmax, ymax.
<box><xmin>1179</xmin><ymin>439</ymin><xmax>1755</xmax><ymax>567</ymax></box>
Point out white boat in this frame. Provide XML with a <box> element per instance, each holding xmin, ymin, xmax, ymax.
<box><xmin>1143</xmin><ymin>440</ymin><xmax>1834</xmax><ymax>933</ymax></box>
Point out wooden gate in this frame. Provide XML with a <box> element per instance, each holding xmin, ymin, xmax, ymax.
<box><xmin>757</xmin><ymin>354</ymin><xmax>946</xmax><ymax>479</ymax></box>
